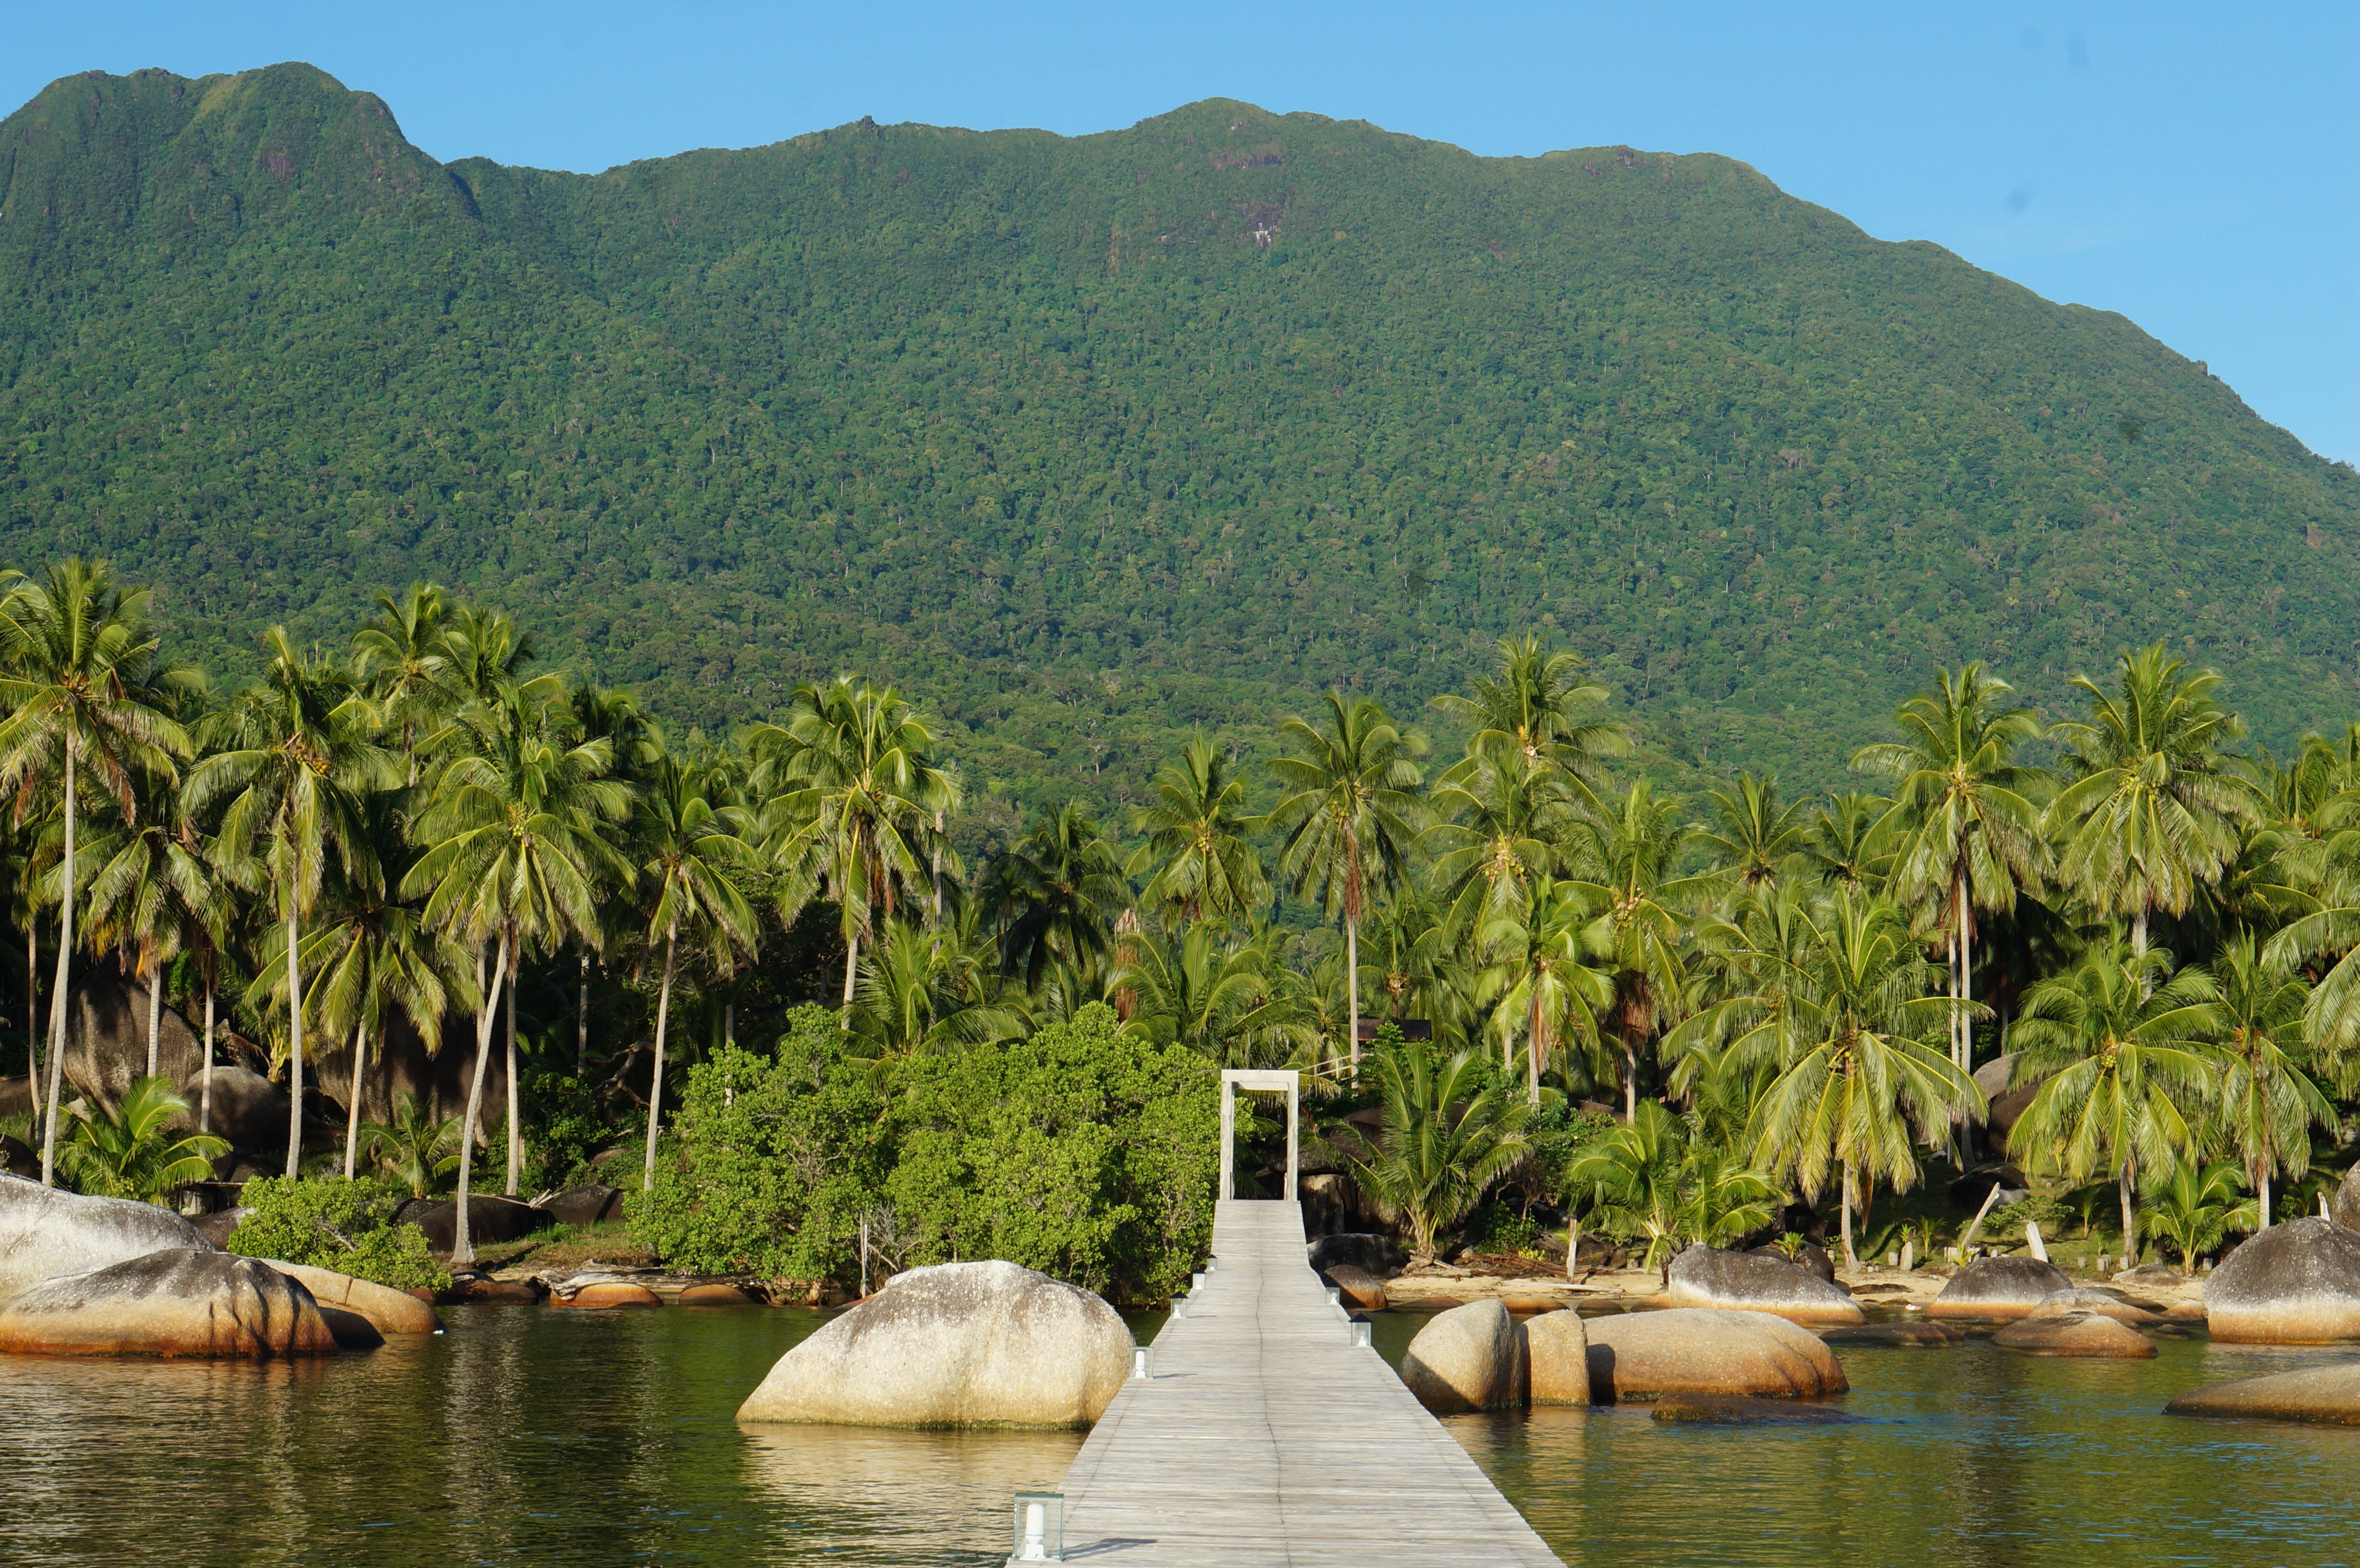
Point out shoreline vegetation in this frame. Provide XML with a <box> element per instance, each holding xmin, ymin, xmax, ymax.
<box><xmin>1</xmin><ymin>554</ymin><xmax>2357</xmax><ymax>1310</ymax></box>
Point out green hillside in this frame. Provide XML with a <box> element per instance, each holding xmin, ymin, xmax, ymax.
<box><xmin>2</xmin><ymin>62</ymin><xmax>2355</xmax><ymax>819</ymax></box>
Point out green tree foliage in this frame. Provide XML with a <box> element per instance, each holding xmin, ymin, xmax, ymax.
<box><xmin>59</xmin><ymin>1074</ymin><xmax>227</xmax><ymax>1201</ymax></box>
<box><xmin>887</xmin><ymin>1004</ymin><xmax>1217</xmax><ymax>1300</ymax></box>
<box><xmin>1343</xmin><ymin>1041</ymin><xmax>1533</xmax><ymax>1265</ymax></box>
<box><xmin>5</xmin><ymin>67</ymin><xmax>2355</xmax><ymax>817</ymax></box>
<box><xmin>226</xmin><ymin>1175</ymin><xmax>449</xmax><ymax>1292</ymax></box>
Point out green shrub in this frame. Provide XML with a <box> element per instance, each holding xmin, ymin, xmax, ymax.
<box><xmin>227</xmin><ymin>1176</ymin><xmax>450</xmax><ymax>1294</ymax></box>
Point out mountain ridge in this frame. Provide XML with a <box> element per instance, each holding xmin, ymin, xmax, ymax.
<box><xmin>2</xmin><ymin>62</ymin><xmax>2354</xmax><ymax>820</ymax></box>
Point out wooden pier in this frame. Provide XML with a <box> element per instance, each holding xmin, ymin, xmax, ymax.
<box><xmin>1049</xmin><ymin>1198</ymin><xmax>1562</xmax><ymax>1566</ymax></box>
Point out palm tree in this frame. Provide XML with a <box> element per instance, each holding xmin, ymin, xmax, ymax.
<box><xmin>2047</xmin><ymin>643</ymin><xmax>2261</xmax><ymax>952</ymax></box>
<box><xmin>1114</xmin><ymin>921</ymin><xmax>1316</xmax><ymax>1068</ymax></box>
<box><xmin>1267</xmin><ymin>692</ymin><xmax>1427</xmax><ymax>1070</ymax></box>
<box><xmin>750</xmin><ymin>678</ymin><xmax>956</xmax><ymax>1009</ymax></box>
<box><xmin>59</xmin><ymin>1075</ymin><xmax>228</xmax><ymax>1202</ymax></box>
<box><xmin>1423</xmin><ymin>749</ymin><xmax>1585</xmax><ymax>949</ymax></box>
<box><xmin>983</xmin><ymin>801</ymin><xmax>1129</xmax><ymax>989</ymax></box>
<box><xmin>632</xmin><ymin>755</ymin><xmax>760</xmax><ymax>1182</ymax></box>
<box><xmin>1475</xmin><ymin>876</ymin><xmax>1614</xmax><ymax>1103</ymax></box>
<box><xmin>351</xmin><ymin>582</ymin><xmax>455</xmax><ymax>781</ymax></box>
<box><xmin>366</xmin><ymin>1091</ymin><xmax>464</xmax><ymax>1199</ymax></box>
<box><xmin>1568</xmin><ymin>782</ymin><xmax>1716</xmax><ymax>1119</ymax></box>
<box><xmin>1801</xmin><ymin>792</ymin><xmax>1893</xmax><ymax>892</ymax></box>
<box><xmin>1430</xmin><ymin>634</ymin><xmax>1628</xmax><ymax>801</ymax></box>
<box><xmin>2188</xmin><ymin>933</ymin><xmax>2334</xmax><ymax>1229</ymax></box>
<box><xmin>2007</xmin><ymin>943</ymin><xmax>2217</xmax><ymax>1266</ymax></box>
<box><xmin>1701</xmin><ymin>773</ymin><xmax>1808</xmax><ymax>889</ymax></box>
<box><xmin>1735</xmin><ymin>890</ymin><xmax>1983</xmax><ymax>1267</ymax></box>
<box><xmin>1341</xmin><ymin>1045</ymin><xmax>1533</xmax><ymax>1265</ymax></box>
<box><xmin>79</xmin><ymin>772</ymin><xmax>209</xmax><ymax>1082</ymax></box>
<box><xmin>1851</xmin><ymin>664</ymin><xmax>2047</xmax><ymax>1088</ymax></box>
<box><xmin>851</xmin><ymin>913</ymin><xmax>1027</xmax><ymax>1073</ymax></box>
<box><xmin>2141</xmin><ymin>1159</ymin><xmax>2257</xmax><ymax>1271</ymax></box>
<box><xmin>1125</xmin><ymin>736</ymin><xmax>1266</xmax><ymax>930</ymax></box>
<box><xmin>404</xmin><ymin>697</ymin><xmax>628</xmax><ymax>1263</ymax></box>
<box><xmin>1564</xmin><ymin>1099</ymin><xmax>1688</xmax><ymax>1272</ymax></box>
<box><xmin>186</xmin><ymin>630</ymin><xmax>396</xmax><ymax>1178</ymax></box>
<box><xmin>0</xmin><ymin>560</ymin><xmax>195</xmax><ymax>1184</ymax></box>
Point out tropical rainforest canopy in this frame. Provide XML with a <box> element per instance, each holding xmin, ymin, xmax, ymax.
<box><xmin>1</xmin><ymin>62</ymin><xmax>2354</xmax><ymax>823</ymax></box>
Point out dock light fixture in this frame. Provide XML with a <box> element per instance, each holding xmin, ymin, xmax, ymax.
<box><xmin>1171</xmin><ymin>1295</ymin><xmax>1188</xmax><ymax>1320</ymax></box>
<box><xmin>1009</xmin><ymin>1493</ymin><xmax>1065</xmax><ymax>1563</ymax></box>
<box><xmin>1325</xmin><ymin>1285</ymin><xmax>1341</xmax><ymax>1306</ymax></box>
<box><xmin>1351</xmin><ymin>1321</ymin><xmax>1373</xmax><ymax>1349</ymax></box>
<box><xmin>1131</xmin><ymin>1345</ymin><xmax>1154</xmax><ymax>1380</ymax></box>
<box><xmin>1192</xmin><ymin>1271</ymin><xmax>1207</xmax><ymax>1291</ymax></box>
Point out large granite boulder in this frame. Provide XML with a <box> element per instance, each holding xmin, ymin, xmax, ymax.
<box><xmin>1585</xmin><ymin>1307</ymin><xmax>1847</xmax><ymax>1400</ymax></box>
<box><xmin>1668</xmin><ymin>1247</ymin><xmax>1864</xmax><ymax>1326</ymax></box>
<box><xmin>1323</xmin><ymin>1263</ymin><xmax>1387</xmax><ymax>1311</ymax></box>
<box><xmin>1525</xmin><ymin>1308</ymin><xmax>1591</xmax><ymax>1405</ymax></box>
<box><xmin>1928</xmin><ymin>1255</ymin><xmax>2072</xmax><ymax>1320</ymax></box>
<box><xmin>2167</xmin><ymin>1362</ymin><xmax>2360</xmax><ymax>1425</ymax></box>
<box><xmin>1822</xmin><ymin>1321</ymin><xmax>1965</xmax><ymax>1348</ymax></box>
<box><xmin>736</xmin><ymin>1261</ymin><xmax>1131</xmax><ymax>1428</ymax></box>
<box><xmin>1992</xmin><ymin>1309</ymin><xmax>2156</xmax><ymax>1358</ymax></box>
<box><xmin>1307</xmin><ymin>1233</ymin><xmax>1401</xmax><ymax>1277</ymax></box>
<box><xmin>2026</xmin><ymin>1286</ymin><xmax>2163</xmax><ymax>1327</ymax></box>
<box><xmin>2206</xmin><ymin>1218</ymin><xmax>2360</xmax><ymax>1343</ymax></box>
<box><xmin>1745</xmin><ymin>1240</ymin><xmax>1835</xmax><ymax>1283</ymax></box>
<box><xmin>0</xmin><ymin>1171</ymin><xmax>214</xmax><ymax>1300</ymax></box>
<box><xmin>263</xmin><ymin>1261</ymin><xmax>442</xmax><ymax>1335</ymax></box>
<box><xmin>545</xmin><ymin>1185</ymin><xmax>625</xmax><ymax>1228</ymax></box>
<box><xmin>405</xmin><ymin>1195</ymin><xmax>555</xmax><ymax>1253</ymax></box>
<box><xmin>2329</xmin><ymin>1165</ymin><xmax>2360</xmax><ymax>1231</ymax></box>
<box><xmin>1400</xmin><ymin>1299</ymin><xmax>1526</xmax><ymax>1414</ymax></box>
<box><xmin>0</xmin><ymin>1250</ymin><xmax>335</xmax><ymax>1356</ymax></box>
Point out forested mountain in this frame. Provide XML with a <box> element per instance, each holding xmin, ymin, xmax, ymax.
<box><xmin>2</xmin><ymin>62</ymin><xmax>2354</xmax><ymax>821</ymax></box>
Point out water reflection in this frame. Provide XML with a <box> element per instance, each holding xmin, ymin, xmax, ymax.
<box><xmin>741</xmin><ymin>1425</ymin><xmax>1081</xmax><ymax>1560</ymax></box>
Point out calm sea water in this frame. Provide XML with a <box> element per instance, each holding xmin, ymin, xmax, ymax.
<box><xmin>0</xmin><ymin>1302</ymin><xmax>2353</xmax><ymax>1566</ymax></box>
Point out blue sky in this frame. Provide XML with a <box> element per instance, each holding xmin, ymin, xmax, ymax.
<box><xmin>11</xmin><ymin>2</ymin><xmax>2355</xmax><ymax>463</ymax></box>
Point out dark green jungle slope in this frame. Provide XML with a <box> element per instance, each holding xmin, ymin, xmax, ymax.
<box><xmin>2</xmin><ymin>62</ymin><xmax>2355</xmax><ymax>814</ymax></box>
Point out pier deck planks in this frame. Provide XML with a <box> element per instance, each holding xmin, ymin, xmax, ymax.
<box><xmin>1049</xmin><ymin>1198</ymin><xmax>1562</xmax><ymax>1566</ymax></box>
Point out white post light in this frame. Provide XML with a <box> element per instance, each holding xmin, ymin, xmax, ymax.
<box><xmin>1131</xmin><ymin>1344</ymin><xmax>1153</xmax><ymax>1380</ymax></box>
<box><xmin>1171</xmin><ymin>1294</ymin><xmax>1188</xmax><ymax>1320</ymax></box>
<box><xmin>1350</xmin><ymin>1321</ymin><xmax>1373</xmax><ymax>1349</ymax></box>
<box><xmin>1325</xmin><ymin>1285</ymin><xmax>1341</xmax><ymax>1306</ymax></box>
<box><xmin>1009</xmin><ymin>1493</ymin><xmax>1064</xmax><ymax>1564</ymax></box>
<box><xmin>1192</xmin><ymin>1271</ymin><xmax>1207</xmax><ymax>1291</ymax></box>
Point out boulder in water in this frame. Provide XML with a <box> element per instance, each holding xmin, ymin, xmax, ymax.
<box><xmin>0</xmin><ymin>1250</ymin><xmax>335</xmax><ymax>1356</ymax></box>
<box><xmin>737</xmin><ymin>1261</ymin><xmax>1130</xmax><ymax>1428</ymax></box>
<box><xmin>1525</xmin><ymin>1308</ymin><xmax>1591</xmax><ymax>1405</ymax></box>
<box><xmin>1651</xmin><ymin>1392</ymin><xmax>1860</xmax><ymax>1425</ymax></box>
<box><xmin>1400</xmin><ymin>1299</ymin><xmax>1526</xmax><ymax>1414</ymax></box>
<box><xmin>0</xmin><ymin>1171</ymin><xmax>215</xmax><ymax>1301</ymax></box>
<box><xmin>553</xmin><ymin>1281</ymin><xmax>661</xmax><ymax>1309</ymax></box>
<box><xmin>1928</xmin><ymin>1255</ymin><xmax>2071</xmax><ymax>1319</ymax></box>
<box><xmin>1322</xmin><ymin>1263</ymin><xmax>1387</xmax><ymax>1311</ymax></box>
<box><xmin>1992</xmin><ymin>1309</ymin><xmax>2156</xmax><ymax>1358</ymax></box>
<box><xmin>2167</xmin><ymin>1362</ymin><xmax>2360</xmax><ymax>1425</ymax></box>
<box><xmin>1585</xmin><ymin>1307</ymin><xmax>1847</xmax><ymax>1400</ymax></box>
<box><xmin>2205</xmin><ymin>1218</ymin><xmax>2360</xmax><ymax>1343</ymax></box>
<box><xmin>1745</xmin><ymin>1240</ymin><xmax>1835</xmax><ymax>1283</ymax></box>
<box><xmin>1306</xmin><ymin>1233</ymin><xmax>1401</xmax><ymax>1277</ymax></box>
<box><xmin>263</xmin><ymin>1260</ymin><xmax>442</xmax><ymax>1334</ymax></box>
<box><xmin>2025</xmin><ymin>1287</ymin><xmax>2162</xmax><ymax>1327</ymax></box>
<box><xmin>1821</xmin><ymin>1320</ymin><xmax>1964</xmax><ymax>1348</ymax></box>
<box><xmin>1668</xmin><ymin>1247</ymin><xmax>1864</xmax><ymax>1326</ymax></box>
<box><xmin>679</xmin><ymin>1284</ymin><xmax>755</xmax><ymax>1305</ymax></box>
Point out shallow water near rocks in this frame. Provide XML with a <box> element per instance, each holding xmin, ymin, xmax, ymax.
<box><xmin>0</xmin><ymin>1301</ymin><xmax>2354</xmax><ymax>1565</ymax></box>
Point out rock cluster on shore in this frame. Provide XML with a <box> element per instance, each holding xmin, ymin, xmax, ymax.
<box><xmin>1665</xmin><ymin>1247</ymin><xmax>1865</xmax><ymax>1326</ymax></box>
<box><xmin>2203</xmin><ymin>1218</ymin><xmax>2360</xmax><ymax>1343</ymax></box>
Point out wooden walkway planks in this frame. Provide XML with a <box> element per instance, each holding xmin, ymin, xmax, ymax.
<box><xmin>1051</xmin><ymin>1199</ymin><xmax>1563</xmax><ymax>1566</ymax></box>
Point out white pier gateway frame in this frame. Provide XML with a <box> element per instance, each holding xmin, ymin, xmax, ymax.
<box><xmin>1216</xmin><ymin>1068</ymin><xmax>1299</xmax><ymax>1201</ymax></box>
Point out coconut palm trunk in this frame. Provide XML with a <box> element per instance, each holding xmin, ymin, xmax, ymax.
<box><xmin>642</xmin><ymin>924</ymin><xmax>679</xmax><ymax>1184</ymax></box>
<box><xmin>2119</xmin><ymin>1164</ymin><xmax>2138</xmax><ymax>1266</ymax></box>
<box><xmin>283</xmin><ymin>904</ymin><xmax>306</xmax><ymax>1179</ymax></box>
<box><xmin>1345</xmin><ymin>914</ymin><xmax>1362</xmax><ymax>1074</ymax></box>
<box><xmin>343</xmin><ymin>1019</ymin><xmax>368</xmax><ymax>1179</ymax></box>
<box><xmin>38</xmin><ymin>746</ymin><xmax>76</xmax><ymax>1186</ymax></box>
<box><xmin>200</xmin><ymin>982</ymin><xmax>215</xmax><ymax>1137</ymax></box>
<box><xmin>453</xmin><ymin>932</ymin><xmax>512</xmax><ymax>1265</ymax></box>
<box><xmin>504</xmin><ymin>964</ymin><xmax>521</xmax><ymax>1196</ymax></box>
<box><xmin>144</xmin><ymin>949</ymin><xmax>162</xmax><ymax>1079</ymax></box>
<box><xmin>24</xmin><ymin>926</ymin><xmax>37</xmax><ymax>1106</ymax></box>
<box><xmin>1526</xmin><ymin>993</ymin><xmax>1545</xmax><ymax>1105</ymax></box>
<box><xmin>2256</xmin><ymin>1163</ymin><xmax>2272</xmax><ymax>1231</ymax></box>
<box><xmin>1841</xmin><ymin>1161</ymin><xmax>1859</xmax><ymax>1270</ymax></box>
<box><xmin>577</xmin><ymin>950</ymin><xmax>589</xmax><ymax>1077</ymax></box>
